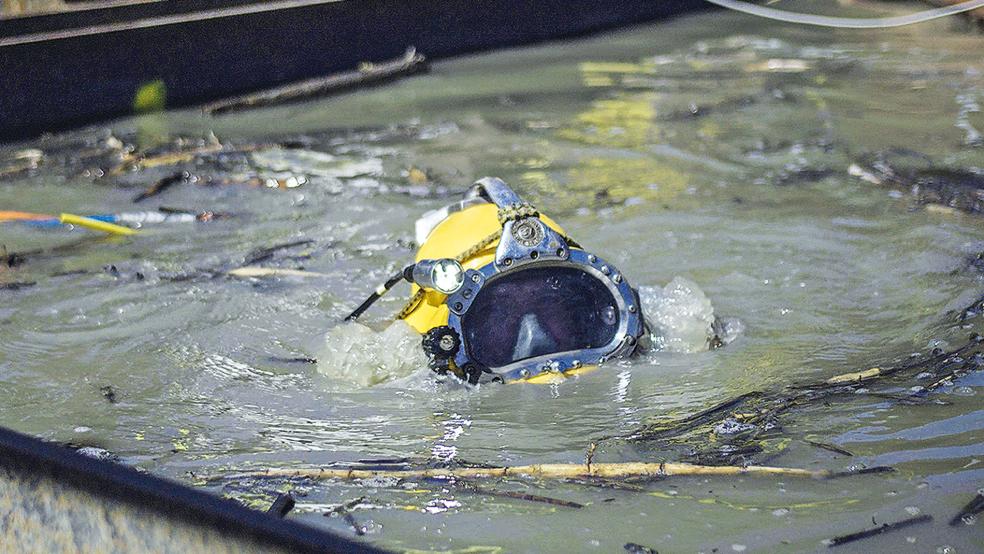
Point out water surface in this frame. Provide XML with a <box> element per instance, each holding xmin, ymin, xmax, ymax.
<box><xmin>2</xmin><ymin>5</ymin><xmax>984</xmax><ymax>552</ymax></box>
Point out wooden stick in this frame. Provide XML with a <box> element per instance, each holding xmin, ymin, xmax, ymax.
<box><xmin>202</xmin><ymin>48</ymin><xmax>428</xmax><ymax>115</ymax></box>
<box><xmin>232</xmin><ymin>461</ymin><xmax>827</xmax><ymax>481</ymax></box>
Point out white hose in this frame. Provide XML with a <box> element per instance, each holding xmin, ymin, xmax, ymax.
<box><xmin>704</xmin><ymin>0</ymin><xmax>984</xmax><ymax>28</ymax></box>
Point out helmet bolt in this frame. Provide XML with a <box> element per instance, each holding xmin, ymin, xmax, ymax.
<box><xmin>588</xmin><ymin>254</ymin><xmax>597</xmax><ymax>263</ymax></box>
<box><xmin>439</xmin><ymin>335</ymin><xmax>456</xmax><ymax>352</ymax></box>
<box><xmin>453</xmin><ymin>302</ymin><xmax>463</xmax><ymax>311</ymax></box>
<box><xmin>471</xmin><ymin>274</ymin><xmax>481</xmax><ymax>283</ymax></box>
<box><xmin>613</xmin><ymin>274</ymin><xmax>622</xmax><ymax>283</ymax></box>
<box><xmin>530</xmin><ymin>251</ymin><xmax>539</xmax><ymax>260</ymax></box>
<box><xmin>557</xmin><ymin>248</ymin><xmax>566</xmax><ymax>258</ymax></box>
<box><xmin>502</xmin><ymin>258</ymin><xmax>512</xmax><ymax>266</ymax></box>
<box><xmin>601</xmin><ymin>265</ymin><xmax>610</xmax><ymax>275</ymax></box>
<box><xmin>628</xmin><ymin>304</ymin><xmax>636</xmax><ymax>313</ymax></box>
<box><xmin>462</xmin><ymin>289</ymin><xmax>472</xmax><ymax>299</ymax></box>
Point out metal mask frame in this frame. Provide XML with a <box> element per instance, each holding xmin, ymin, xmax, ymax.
<box><xmin>442</xmin><ymin>178</ymin><xmax>644</xmax><ymax>383</ymax></box>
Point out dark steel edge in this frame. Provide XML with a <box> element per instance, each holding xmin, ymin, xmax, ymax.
<box><xmin>0</xmin><ymin>425</ymin><xmax>387</xmax><ymax>554</ymax></box>
<box><xmin>0</xmin><ymin>0</ymin><xmax>711</xmax><ymax>142</ymax></box>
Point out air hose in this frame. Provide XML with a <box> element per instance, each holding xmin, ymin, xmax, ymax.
<box><xmin>704</xmin><ymin>0</ymin><xmax>984</xmax><ymax>29</ymax></box>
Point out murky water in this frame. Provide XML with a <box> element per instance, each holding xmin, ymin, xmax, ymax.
<box><xmin>2</xmin><ymin>4</ymin><xmax>984</xmax><ymax>552</ymax></box>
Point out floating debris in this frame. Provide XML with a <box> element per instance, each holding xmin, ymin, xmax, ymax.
<box><xmin>267</xmin><ymin>492</ymin><xmax>296</xmax><ymax>518</ymax></box>
<box><xmin>624</xmin><ymin>542</ymin><xmax>658</xmax><ymax>553</ymax></box>
<box><xmin>227</xmin><ymin>267</ymin><xmax>327</xmax><ymax>279</ymax></box>
<box><xmin>826</xmin><ymin>514</ymin><xmax>932</xmax><ymax>547</ymax></box>
<box><xmin>99</xmin><ymin>385</ymin><xmax>117</xmax><ymax>404</ymax></box>
<box><xmin>849</xmin><ymin>151</ymin><xmax>984</xmax><ymax>215</ymax></box>
<box><xmin>231</xmin><ymin>461</ymin><xmax>883</xmax><ymax>482</ymax></box>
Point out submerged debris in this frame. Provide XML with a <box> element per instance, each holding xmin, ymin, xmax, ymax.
<box><xmin>447</xmin><ymin>480</ymin><xmax>584</xmax><ymax>508</ymax></box>
<box><xmin>99</xmin><ymin>385</ymin><xmax>117</xmax><ymax>404</ymax></box>
<box><xmin>849</xmin><ymin>151</ymin><xmax>984</xmax><ymax>215</ymax></box>
<box><xmin>73</xmin><ymin>446</ymin><xmax>121</xmax><ymax>463</ymax></box>
<box><xmin>948</xmin><ymin>491</ymin><xmax>984</xmax><ymax>526</ymax></box>
<box><xmin>613</xmin><ymin>296</ymin><xmax>984</xmax><ymax>465</ymax></box>
<box><xmin>324</xmin><ymin>496</ymin><xmax>368</xmax><ymax>535</ymax></box>
<box><xmin>132</xmin><ymin>171</ymin><xmax>194</xmax><ymax>202</ymax></box>
<box><xmin>0</xmin><ymin>281</ymin><xmax>36</xmax><ymax>291</ymax></box>
<box><xmin>804</xmin><ymin>439</ymin><xmax>854</xmax><ymax>457</ymax></box>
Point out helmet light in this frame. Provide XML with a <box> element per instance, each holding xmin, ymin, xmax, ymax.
<box><xmin>413</xmin><ymin>258</ymin><xmax>464</xmax><ymax>294</ymax></box>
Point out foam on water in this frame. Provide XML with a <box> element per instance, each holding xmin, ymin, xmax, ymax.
<box><xmin>641</xmin><ymin>276</ymin><xmax>743</xmax><ymax>353</ymax></box>
<box><xmin>317</xmin><ymin>320</ymin><xmax>428</xmax><ymax>386</ymax></box>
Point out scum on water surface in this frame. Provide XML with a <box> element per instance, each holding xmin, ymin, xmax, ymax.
<box><xmin>2</xmin><ymin>4</ymin><xmax>984</xmax><ymax>553</ymax></box>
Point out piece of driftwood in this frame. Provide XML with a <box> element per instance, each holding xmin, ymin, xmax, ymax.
<box><xmin>203</xmin><ymin>48</ymin><xmax>428</xmax><ymax>115</ymax></box>
<box><xmin>232</xmin><ymin>461</ymin><xmax>872</xmax><ymax>482</ymax></box>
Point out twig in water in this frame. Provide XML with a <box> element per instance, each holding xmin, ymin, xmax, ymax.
<box><xmin>827</xmin><ymin>514</ymin><xmax>932</xmax><ymax>547</ymax></box>
<box><xmin>585</xmin><ymin>442</ymin><xmax>597</xmax><ymax>471</ymax></box>
<box><xmin>244</xmin><ymin>239</ymin><xmax>315</xmax><ymax>265</ymax></box>
<box><xmin>324</xmin><ymin>496</ymin><xmax>368</xmax><ymax>536</ymax></box>
<box><xmin>132</xmin><ymin>171</ymin><xmax>192</xmax><ymax>203</ymax></box>
<box><xmin>949</xmin><ymin>492</ymin><xmax>984</xmax><ymax>526</ymax></box>
<box><xmin>268</xmin><ymin>356</ymin><xmax>318</xmax><ymax>365</ymax></box>
<box><xmin>342</xmin><ymin>511</ymin><xmax>365</xmax><ymax>536</ymax></box>
<box><xmin>203</xmin><ymin>48</ymin><xmax>428</xmax><ymax>115</ymax></box>
<box><xmin>824</xmin><ymin>466</ymin><xmax>896</xmax><ymax>479</ymax></box>
<box><xmin>563</xmin><ymin>477</ymin><xmax>648</xmax><ymax>493</ymax></box>
<box><xmin>805</xmin><ymin>439</ymin><xmax>854</xmax><ymax>457</ymax></box>
<box><xmin>450</xmin><ymin>480</ymin><xmax>584</xmax><ymax>508</ymax></box>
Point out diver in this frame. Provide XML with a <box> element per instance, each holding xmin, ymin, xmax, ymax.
<box><xmin>345</xmin><ymin>177</ymin><xmax>652</xmax><ymax>385</ymax></box>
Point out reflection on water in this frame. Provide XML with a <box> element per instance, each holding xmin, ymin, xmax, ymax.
<box><xmin>2</xmin><ymin>5</ymin><xmax>984</xmax><ymax>552</ymax></box>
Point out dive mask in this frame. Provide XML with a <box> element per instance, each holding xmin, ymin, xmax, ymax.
<box><xmin>346</xmin><ymin>177</ymin><xmax>647</xmax><ymax>384</ymax></box>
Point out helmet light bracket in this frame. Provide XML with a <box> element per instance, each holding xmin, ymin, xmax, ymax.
<box><xmin>495</xmin><ymin>217</ymin><xmax>570</xmax><ymax>272</ymax></box>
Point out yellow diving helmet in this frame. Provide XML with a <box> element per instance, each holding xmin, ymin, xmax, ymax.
<box><xmin>345</xmin><ymin>177</ymin><xmax>648</xmax><ymax>384</ymax></box>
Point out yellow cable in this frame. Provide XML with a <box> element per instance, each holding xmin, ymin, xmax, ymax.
<box><xmin>59</xmin><ymin>213</ymin><xmax>137</xmax><ymax>236</ymax></box>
